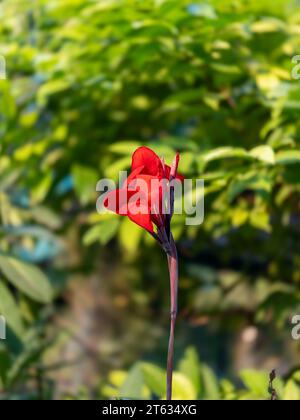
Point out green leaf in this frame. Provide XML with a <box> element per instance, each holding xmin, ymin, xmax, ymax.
<box><xmin>283</xmin><ymin>380</ymin><xmax>300</xmax><ymax>401</ymax></box>
<box><xmin>251</xmin><ymin>18</ymin><xmax>284</xmax><ymax>33</ymax></box>
<box><xmin>231</xmin><ymin>207</ymin><xmax>249</xmax><ymax>227</ymax></box>
<box><xmin>0</xmin><ymin>169</ymin><xmax>21</xmax><ymax>191</ymax></box>
<box><xmin>30</xmin><ymin>206</ymin><xmax>62</xmax><ymax>230</ymax></box>
<box><xmin>249</xmin><ymin>145</ymin><xmax>275</xmax><ymax>164</ymax></box>
<box><xmin>240</xmin><ymin>369</ymin><xmax>268</xmax><ymax>397</ymax></box>
<box><xmin>6</xmin><ymin>330</ymin><xmax>50</xmax><ymax>387</ymax></box>
<box><xmin>104</xmin><ymin>157</ymin><xmax>132</xmax><ymax>180</ymax></box>
<box><xmin>178</xmin><ymin>347</ymin><xmax>202</xmax><ymax>395</ymax></box>
<box><xmin>220</xmin><ymin>379</ymin><xmax>237</xmax><ymax>400</ymax></box>
<box><xmin>0</xmin><ymin>281</ymin><xmax>25</xmax><ymax>339</ymax></box>
<box><xmin>211</xmin><ymin>63</ymin><xmax>241</xmax><ymax>75</ymax></box>
<box><xmin>140</xmin><ymin>362</ymin><xmax>166</xmax><ymax>397</ymax></box>
<box><xmin>120</xmin><ymin>364</ymin><xmax>145</xmax><ymax>399</ymax></box>
<box><xmin>108</xmin><ymin>370</ymin><xmax>127</xmax><ymax>388</ymax></box>
<box><xmin>101</xmin><ymin>370</ymin><xmax>126</xmax><ymax>399</ymax></box>
<box><xmin>201</xmin><ymin>365</ymin><xmax>220</xmax><ymax>400</ymax></box>
<box><xmin>119</xmin><ymin>217</ymin><xmax>144</xmax><ymax>255</ymax></box>
<box><xmin>72</xmin><ymin>164</ymin><xmax>99</xmax><ymax>205</ymax></box>
<box><xmin>0</xmin><ymin>348</ymin><xmax>11</xmax><ymax>386</ymax></box>
<box><xmin>172</xmin><ymin>372</ymin><xmax>197</xmax><ymax>400</ymax></box>
<box><xmin>276</xmin><ymin>150</ymin><xmax>300</xmax><ymax>165</ymax></box>
<box><xmin>83</xmin><ymin>219</ymin><xmax>120</xmax><ymax>246</ymax></box>
<box><xmin>31</xmin><ymin>173</ymin><xmax>53</xmax><ymax>204</ymax></box>
<box><xmin>227</xmin><ymin>172</ymin><xmax>272</xmax><ymax>202</ymax></box>
<box><xmin>249</xmin><ymin>208</ymin><xmax>271</xmax><ymax>233</ymax></box>
<box><xmin>38</xmin><ymin>79</ymin><xmax>70</xmax><ymax>103</ymax></box>
<box><xmin>203</xmin><ymin>147</ymin><xmax>249</xmax><ymax>168</ymax></box>
<box><xmin>0</xmin><ymin>255</ymin><xmax>53</xmax><ymax>304</ymax></box>
<box><xmin>108</xmin><ymin>142</ymin><xmax>141</xmax><ymax>155</ymax></box>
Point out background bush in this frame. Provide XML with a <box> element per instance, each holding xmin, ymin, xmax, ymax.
<box><xmin>0</xmin><ymin>0</ymin><xmax>300</xmax><ymax>399</ymax></box>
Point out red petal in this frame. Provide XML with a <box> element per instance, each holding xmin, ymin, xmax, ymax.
<box><xmin>131</xmin><ymin>147</ymin><xmax>184</xmax><ymax>182</ymax></box>
<box><xmin>103</xmin><ymin>189</ymin><xmax>130</xmax><ymax>215</ymax></box>
<box><xmin>126</xmin><ymin>185</ymin><xmax>154</xmax><ymax>233</ymax></box>
<box><xmin>105</xmin><ymin>148</ymin><xmax>183</xmax><ymax>234</ymax></box>
<box><xmin>132</xmin><ymin>174</ymin><xmax>165</xmax><ymax>227</ymax></box>
<box><xmin>123</xmin><ymin>165</ymin><xmax>144</xmax><ymax>188</ymax></box>
<box><xmin>131</xmin><ymin>146</ymin><xmax>162</xmax><ymax>177</ymax></box>
<box><xmin>128</xmin><ymin>211</ymin><xmax>154</xmax><ymax>233</ymax></box>
<box><xmin>104</xmin><ymin>188</ymin><xmax>154</xmax><ymax>233</ymax></box>
<box><xmin>128</xmin><ymin>174</ymin><xmax>159</xmax><ymax>198</ymax></box>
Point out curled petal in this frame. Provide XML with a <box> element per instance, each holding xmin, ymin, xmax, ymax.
<box><xmin>123</xmin><ymin>165</ymin><xmax>144</xmax><ymax>188</ymax></box>
<box><xmin>170</xmin><ymin>153</ymin><xmax>180</xmax><ymax>180</ymax></box>
<box><xmin>131</xmin><ymin>146</ymin><xmax>162</xmax><ymax>177</ymax></box>
<box><xmin>132</xmin><ymin>146</ymin><xmax>184</xmax><ymax>182</ymax></box>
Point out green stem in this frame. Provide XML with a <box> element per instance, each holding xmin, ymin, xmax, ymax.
<box><xmin>166</xmin><ymin>236</ymin><xmax>178</xmax><ymax>400</ymax></box>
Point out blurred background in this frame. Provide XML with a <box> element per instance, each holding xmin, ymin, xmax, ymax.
<box><xmin>0</xmin><ymin>0</ymin><xmax>300</xmax><ymax>400</ymax></box>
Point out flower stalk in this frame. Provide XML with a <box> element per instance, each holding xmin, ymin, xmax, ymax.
<box><xmin>166</xmin><ymin>235</ymin><xmax>178</xmax><ymax>400</ymax></box>
<box><xmin>159</xmin><ymin>153</ymin><xmax>180</xmax><ymax>400</ymax></box>
<box><xmin>103</xmin><ymin>146</ymin><xmax>183</xmax><ymax>401</ymax></box>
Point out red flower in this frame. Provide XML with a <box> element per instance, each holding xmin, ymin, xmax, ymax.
<box><xmin>103</xmin><ymin>145</ymin><xmax>183</xmax><ymax>400</ymax></box>
<box><xmin>103</xmin><ymin>146</ymin><xmax>183</xmax><ymax>239</ymax></box>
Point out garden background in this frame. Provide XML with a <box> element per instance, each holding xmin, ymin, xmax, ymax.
<box><xmin>0</xmin><ymin>0</ymin><xmax>300</xmax><ymax>400</ymax></box>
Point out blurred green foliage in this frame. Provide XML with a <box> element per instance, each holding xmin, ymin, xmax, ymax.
<box><xmin>98</xmin><ymin>347</ymin><xmax>300</xmax><ymax>400</ymax></box>
<box><xmin>1</xmin><ymin>0</ymin><xmax>300</xmax><ymax>399</ymax></box>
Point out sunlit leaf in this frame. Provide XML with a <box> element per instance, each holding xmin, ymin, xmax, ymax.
<box><xmin>283</xmin><ymin>380</ymin><xmax>300</xmax><ymax>401</ymax></box>
<box><xmin>83</xmin><ymin>219</ymin><xmax>120</xmax><ymax>246</ymax></box>
<box><xmin>240</xmin><ymin>370</ymin><xmax>268</xmax><ymax>397</ymax></box>
<box><xmin>178</xmin><ymin>347</ymin><xmax>202</xmax><ymax>395</ymax></box>
<box><xmin>172</xmin><ymin>372</ymin><xmax>197</xmax><ymax>400</ymax></box>
<box><xmin>140</xmin><ymin>363</ymin><xmax>166</xmax><ymax>397</ymax></box>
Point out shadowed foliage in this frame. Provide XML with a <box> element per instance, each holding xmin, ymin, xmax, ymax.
<box><xmin>0</xmin><ymin>0</ymin><xmax>300</xmax><ymax>400</ymax></box>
